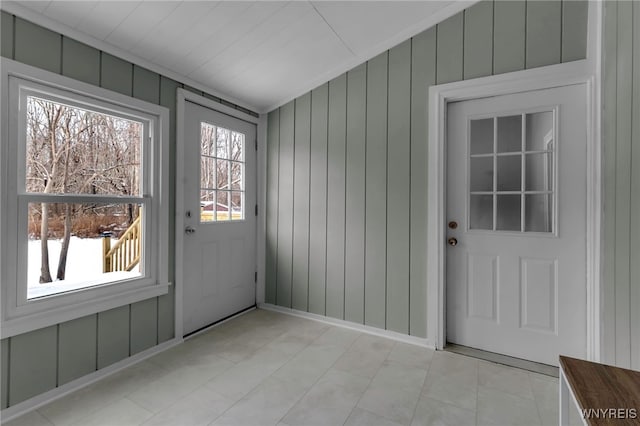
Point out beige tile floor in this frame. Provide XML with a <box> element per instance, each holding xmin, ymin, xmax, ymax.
<box><xmin>4</xmin><ymin>309</ymin><xmax>574</xmax><ymax>426</ymax></box>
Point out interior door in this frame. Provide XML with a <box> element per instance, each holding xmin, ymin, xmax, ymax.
<box><xmin>182</xmin><ymin>101</ymin><xmax>256</xmax><ymax>336</ymax></box>
<box><xmin>446</xmin><ymin>84</ymin><xmax>587</xmax><ymax>366</ymax></box>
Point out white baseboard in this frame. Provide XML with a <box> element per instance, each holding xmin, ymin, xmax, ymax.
<box><xmin>0</xmin><ymin>337</ymin><xmax>183</xmax><ymax>423</ymax></box>
<box><xmin>258</xmin><ymin>303</ymin><xmax>435</xmax><ymax>349</ymax></box>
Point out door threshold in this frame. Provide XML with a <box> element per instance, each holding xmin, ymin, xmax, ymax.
<box><xmin>444</xmin><ymin>343</ymin><xmax>559</xmax><ymax>378</ymax></box>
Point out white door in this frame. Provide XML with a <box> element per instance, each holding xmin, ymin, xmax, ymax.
<box><xmin>446</xmin><ymin>85</ymin><xmax>587</xmax><ymax>366</ymax></box>
<box><xmin>182</xmin><ymin>101</ymin><xmax>257</xmax><ymax>336</ymax></box>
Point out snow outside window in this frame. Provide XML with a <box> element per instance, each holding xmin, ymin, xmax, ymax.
<box><xmin>1</xmin><ymin>59</ymin><xmax>170</xmax><ymax>337</ymax></box>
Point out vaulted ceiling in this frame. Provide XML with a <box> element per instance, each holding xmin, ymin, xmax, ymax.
<box><xmin>3</xmin><ymin>1</ymin><xmax>468</xmax><ymax>112</ymax></box>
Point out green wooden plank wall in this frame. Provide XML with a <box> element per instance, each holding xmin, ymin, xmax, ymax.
<box><xmin>265</xmin><ymin>0</ymin><xmax>588</xmax><ymax>338</ymax></box>
<box><xmin>0</xmin><ymin>12</ymin><xmax>258</xmax><ymax>408</ymax></box>
<box><xmin>602</xmin><ymin>0</ymin><xmax>640</xmax><ymax>370</ymax></box>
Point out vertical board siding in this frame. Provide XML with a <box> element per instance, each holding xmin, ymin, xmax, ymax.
<box><xmin>1</xmin><ymin>14</ymin><xmax>259</xmax><ymax>407</ymax></box>
<box><xmin>614</xmin><ymin>0</ymin><xmax>633</xmax><ymax>368</ymax></box>
<box><xmin>276</xmin><ymin>101</ymin><xmax>295</xmax><ymax>308</ymax></box>
<box><xmin>631</xmin><ymin>0</ymin><xmax>640</xmax><ymax>372</ymax></box>
<box><xmin>386</xmin><ymin>40</ymin><xmax>411</xmax><ymax>334</ymax></box>
<box><xmin>493</xmin><ymin>1</ymin><xmax>526</xmax><ymax>74</ymax></box>
<box><xmin>463</xmin><ymin>1</ymin><xmax>494</xmax><ymax>80</ymax></box>
<box><xmin>326</xmin><ymin>74</ymin><xmax>347</xmax><ymax>320</ymax></box>
<box><xmin>14</xmin><ymin>17</ymin><xmax>60</xmax><ymax>74</ymax></box>
<box><xmin>58</xmin><ymin>315</ymin><xmax>97</xmax><ymax>385</ymax></box>
<box><xmin>9</xmin><ymin>326</ymin><xmax>57</xmax><ymax>406</ymax></box>
<box><xmin>130</xmin><ymin>298</ymin><xmax>158</xmax><ymax>355</ymax></box>
<box><xmin>562</xmin><ymin>0</ymin><xmax>589</xmax><ymax>63</ymax></box>
<box><xmin>1</xmin><ymin>12</ymin><xmax>13</xmax><ymax>59</ymax></box>
<box><xmin>97</xmin><ymin>306</ymin><xmax>130</xmax><ymax>369</ymax></box>
<box><xmin>62</xmin><ymin>38</ymin><xmax>100</xmax><ymax>86</ymax></box>
<box><xmin>602</xmin><ymin>0</ymin><xmax>640</xmax><ymax>370</ymax></box>
<box><xmin>308</xmin><ymin>85</ymin><xmax>329</xmax><ymax>315</ymax></box>
<box><xmin>436</xmin><ymin>12</ymin><xmax>464</xmax><ymax>84</ymax></box>
<box><xmin>364</xmin><ymin>53</ymin><xmax>389</xmax><ymax>329</ymax></box>
<box><xmin>526</xmin><ymin>1</ymin><xmax>562</xmax><ymax>69</ymax></box>
<box><xmin>100</xmin><ymin>53</ymin><xmax>133</xmax><ymax>96</ymax></box>
<box><xmin>133</xmin><ymin>65</ymin><xmax>160</xmax><ymax>104</ymax></box>
<box><xmin>1</xmin><ymin>339</ymin><xmax>8</xmax><ymax>409</ymax></box>
<box><xmin>266</xmin><ymin>110</ymin><xmax>280</xmax><ymax>304</ymax></box>
<box><xmin>409</xmin><ymin>27</ymin><xmax>436</xmax><ymax>339</ymax></box>
<box><xmin>265</xmin><ymin>0</ymin><xmax>588</xmax><ymax>340</ymax></box>
<box><xmin>602</xmin><ymin>0</ymin><xmax>618</xmax><ymax>365</ymax></box>
<box><xmin>344</xmin><ymin>64</ymin><xmax>367</xmax><ymax>324</ymax></box>
<box><xmin>292</xmin><ymin>93</ymin><xmax>311</xmax><ymax>312</ymax></box>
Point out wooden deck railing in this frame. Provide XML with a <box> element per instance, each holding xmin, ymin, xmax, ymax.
<box><xmin>102</xmin><ymin>211</ymin><xmax>142</xmax><ymax>273</ymax></box>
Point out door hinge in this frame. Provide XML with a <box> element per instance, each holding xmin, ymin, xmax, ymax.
<box><xmin>255</xmin><ymin>139</ymin><xmax>258</xmax><ymax>151</ymax></box>
<box><xmin>255</xmin><ymin>204</ymin><xmax>258</xmax><ymax>216</ymax></box>
<box><xmin>254</xmin><ymin>271</ymin><xmax>257</xmax><ymax>282</ymax></box>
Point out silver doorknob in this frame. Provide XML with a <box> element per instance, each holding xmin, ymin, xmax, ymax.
<box><xmin>185</xmin><ymin>226</ymin><xmax>196</xmax><ymax>234</ymax></box>
<box><xmin>448</xmin><ymin>237</ymin><xmax>458</xmax><ymax>246</ymax></box>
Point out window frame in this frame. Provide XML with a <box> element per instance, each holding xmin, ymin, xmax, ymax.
<box><xmin>1</xmin><ymin>58</ymin><xmax>170</xmax><ymax>338</ymax></box>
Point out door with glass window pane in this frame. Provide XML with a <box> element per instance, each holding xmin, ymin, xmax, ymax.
<box><xmin>446</xmin><ymin>85</ymin><xmax>587</xmax><ymax>366</ymax></box>
<box><xmin>183</xmin><ymin>101</ymin><xmax>256</xmax><ymax>335</ymax></box>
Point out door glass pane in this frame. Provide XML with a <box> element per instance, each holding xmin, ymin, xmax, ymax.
<box><xmin>525</xmin><ymin>153</ymin><xmax>552</xmax><ymax>191</ymax></box>
<box><xmin>470</xmin><ymin>118</ymin><xmax>494</xmax><ymax>155</ymax></box>
<box><xmin>231</xmin><ymin>191</ymin><xmax>243</xmax><ymax>220</ymax></box>
<box><xmin>200</xmin><ymin>190</ymin><xmax>215</xmax><ymax>223</ymax></box>
<box><xmin>525</xmin><ymin>111</ymin><xmax>553</xmax><ymax>151</ymax></box>
<box><xmin>231</xmin><ymin>131</ymin><xmax>244</xmax><ymax>161</ymax></box>
<box><xmin>230</xmin><ymin>161</ymin><xmax>243</xmax><ymax>190</ymax></box>
<box><xmin>470</xmin><ymin>157</ymin><xmax>493</xmax><ymax>192</ymax></box>
<box><xmin>470</xmin><ymin>195</ymin><xmax>493</xmax><ymax>230</ymax></box>
<box><xmin>496</xmin><ymin>195</ymin><xmax>521</xmax><ymax>231</ymax></box>
<box><xmin>216</xmin><ymin>128</ymin><xmax>230</xmax><ymax>159</ymax></box>
<box><xmin>216</xmin><ymin>159</ymin><xmax>229</xmax><ymax>190</ymax></box>
<box><xmin>497</xmin><ymin>115</ymin><xmax>522</xmax><ymax>153</ymax></box>
<box><xmin>217</xmin><ymin>191</ymin><xmax>229</xmax><ymax>221</ymax></box>
<box><xmin>200</xmin><ymin>157</ymin><xmax>216</xmax><ymax>189</ymax></box>
<box><xmin>497</xmin><ymin>155</ymin><xmax>522</xmax><ymax>191</ymax></box>
<box><xmin>525</xmin><ymin>194</ymin><xmax>553</xmax><ymax>232</ymax></box>
<box><xmin>200</xmin><ymin>122</ymin><xmax>245</xmax><ymax>223</ymax></box>
<box><xmin>201</xmin><ymin>123</ymin><xmax>216</xmax><ymax>157</ymax></box>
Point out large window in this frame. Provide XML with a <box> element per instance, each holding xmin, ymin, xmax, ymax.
<box><xmin>1</xmin><ymin>59</ymin><xmax>169</xmax><ymax>337</ymax></box>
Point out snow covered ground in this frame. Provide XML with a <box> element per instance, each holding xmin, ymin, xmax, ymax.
<box><xmin>28</xmin><ymin>236</ymin><xmax>139</xmax><ymax>299</ymax></box>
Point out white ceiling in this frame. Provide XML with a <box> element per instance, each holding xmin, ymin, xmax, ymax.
<box><xmin>4</xmin><ymin>1</ymin><xmax>468</xmax><ymax>112</ymax></box>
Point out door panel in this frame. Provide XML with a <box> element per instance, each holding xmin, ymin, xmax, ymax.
<box><xmin>446</xmin><ymin>85</ymin><xmax>587</xmax><ymax>366</ymax></box>
<box><xmin>183</xmin><ymin>101</ymin><xmax>256</xmax><ymax>336</ymax></box>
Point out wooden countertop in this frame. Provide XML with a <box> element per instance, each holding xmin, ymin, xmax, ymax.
<box><xmin>559</xmin><ymin>355</ymin><xmax>640</xmax><ymax>425</ymax></box>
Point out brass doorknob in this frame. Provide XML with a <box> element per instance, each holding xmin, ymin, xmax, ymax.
<box><xmin>448</xmin><ymin>237</ymin><xmax>458</xmax><ymax>246</ymax></box>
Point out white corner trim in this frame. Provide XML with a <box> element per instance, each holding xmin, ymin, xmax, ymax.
<box><xmin>258</xmin><ymin>303</ymin><xmax>435</xmax><ymax>349</ymax></box>
<box><xmin>0</xmin><ymin>1</ymin><xmax>260</xmax><ymax>114</ymax></box>
<box><xmin>255</xmin><ymin>114</ymin><xmax>268</xmax><ymax>305</ymax></box>
<box><xmin>0</xmin><ymin>337</ymin><xmax>183</xmax><ymax>423</ymax></box>
<box><xmin>426</xmin><ymin>58</ymin><xmax>602</xmax><ymax>358</ymax></box>
<box><xmin>261</xmin><ymin>0</ymin><xmax>477</xmax><ymax>113</ymax></box>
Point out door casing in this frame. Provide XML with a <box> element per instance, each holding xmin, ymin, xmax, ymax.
<box><xmin>427</xmin><ymin>58</ymin><xmax>602</xmax><ymax>361</ymax></box>
<box><xmin>175</xmin><ymin>89</ymin><xmax>265</xmax><ymax>338</ymax></box>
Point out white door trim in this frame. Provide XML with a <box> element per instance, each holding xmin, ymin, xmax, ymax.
<box><xmin>427</xmin><ymin>1</ymin><xmax>602</xmax><ymax>362</ymax></box>
<box><xmin>175</xmin><ymin>89</ymin><xmax>262</xmax><ymax>338</ymax></box>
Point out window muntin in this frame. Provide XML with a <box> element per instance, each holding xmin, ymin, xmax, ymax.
<box><xmin>468</xmin><ymin>110</ymin><xmax>555</xmax><ymax>233</ymax></box>
<box><xmin>199</xmin><ymin>122</ymin><xmax>245</xmax><ymax>222</ymax></box>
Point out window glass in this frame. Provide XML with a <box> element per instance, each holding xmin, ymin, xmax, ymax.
<box><xmin>26</xmin><ymin>96</ymin><xmax>142</xmax><ymax>196</ymax></box>
<box><xmin>200</xmin><ymin>123</ymin><xmax>245</xmax><ymax>222</ymax></box>
<box><xmin>468</xmin><ymin>111</ymin><xmax>555</xmax><ymax>233</ymax></box>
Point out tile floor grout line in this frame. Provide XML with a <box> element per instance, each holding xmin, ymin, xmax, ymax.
<box><xmin>277</xmin><ymin>326</ymin><xmax>365</xmax><ymax>426</ymax></box>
